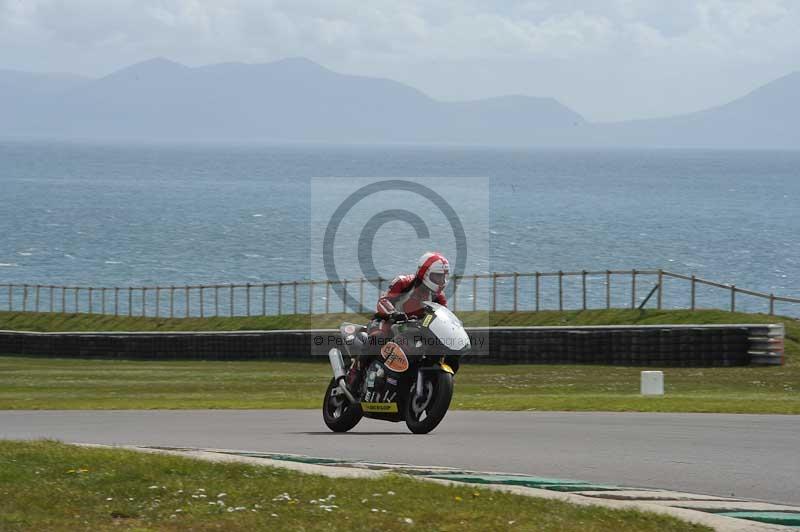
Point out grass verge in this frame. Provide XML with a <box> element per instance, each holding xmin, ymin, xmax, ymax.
<box><xmin>0</xmin><ymin>440</ymin><xmax>709</xmax><ymax>531</ymax></box>
<box><xmin>0</xmin><ymin>357</ymin><xmax>796</xmax><ymax>413</ymax></box>
<box><xmin>0</xmin><ymin>308</ymin><xmax>796</xmax><ymax>332</ymax></box>
<box><xmin>0</xmin><ymin>309</ymin><xmax>796</xmax><ymax>413</ymax></box>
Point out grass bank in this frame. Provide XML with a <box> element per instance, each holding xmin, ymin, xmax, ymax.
<box><xmin>0</xmin><ymin>440</ymin><xmax>708</xmax><ymax>532</ymax></box>
<box><xmin>0</xmin><ymin>308</ymin><xmax>796</xmax><ymax>332</ymax></box>
<box><xmin>0</xmin><ymin>309</ymin><xmax>796</xmax><ymax>413</ymax></box>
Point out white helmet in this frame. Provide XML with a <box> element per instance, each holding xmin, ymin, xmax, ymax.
<box><xmin>416</xmin><ymin>251</ymin><xmax>450</xmax><ymax>292</ymax></box>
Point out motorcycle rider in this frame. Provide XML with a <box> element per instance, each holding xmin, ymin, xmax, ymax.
<box><xmin>347</xmin><ymin>251</ymin><xmax>450</xmax><ymax>388</ymax></box>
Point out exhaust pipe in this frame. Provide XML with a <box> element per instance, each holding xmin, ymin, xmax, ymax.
<box><xmin>328</xmin><ymin>348</ymin><xmax>357</xmax><ymax>405</ymax></box>
<box><xmin>328</xmin><ymin>348</ymin><xmax>347</xmax><ymax>380</ymax></box>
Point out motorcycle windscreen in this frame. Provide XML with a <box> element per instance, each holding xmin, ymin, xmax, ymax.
<box><xmin>425</xmin><ymin>302</ymin><xmax>471</xmax><ymax>353</ymax></box>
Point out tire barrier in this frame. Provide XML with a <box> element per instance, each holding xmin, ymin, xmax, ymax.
<box><xmin>0</xmin><ymin>323</ymin><xmax>784</xmax><ymax>366</ymax></box>
<box><xmin>747</xmin><ymin>324</ymin><xmax>786</xmax><ymax>365</ymax></box>
<box><xmin>468</xmin><ymin>324</ymin><xmax>784</xmax><ymax>366</ymax></box>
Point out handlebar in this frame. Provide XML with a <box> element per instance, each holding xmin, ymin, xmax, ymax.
<box><xmin>389</xmin><ymin>315</ymin><xmax>420</xmax><ymax>325</ymax></box>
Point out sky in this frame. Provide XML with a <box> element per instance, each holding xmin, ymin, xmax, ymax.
<box><xmin>1</xmin><ymin>0</ymin><xmax>799</xmax><ymax>122</ymax></box>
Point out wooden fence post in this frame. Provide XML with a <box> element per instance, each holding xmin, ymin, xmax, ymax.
<box><xmin>342</xmin><ymin>280</ymin><xmax>348</xmax><ymax>312</ymax></box>
<box><xmin>62</xmin><ymin>287</ymin><xmax>67</xmax><ymax>314</ymax></box>
<box><xmin>581</xmin><ymin>270</ymin><xmax>587</xmax><ymax>310</ymax></box>
<box><xmin>558</xmin><ymin>271</ymin><xmax>563</xmax><ymax>311</ymax></box>
<box><xmin>169</xmin><ymin>286</ymin><xmax>174</xmax><ymax>318</ymax></box>
<box><xmin>293</xmin><ymin>281</ymin><xmax>298</xmax><ymax>314</ymax></box>
<box><xmin>142</xmin><ymin>288</ymin><xmax>146</xmax><ymax>317</ymax></box>
<box><xmin>262</xmin><ymin>284</ymin><xmax>267</xmax><ymax>316</ymax></box>
<box><xmin>324</xmin><ymin>281</ymin><xmax>329</xmax><ymax>314</ymax></box>
<box><xmin>35</xmin><ymin>285</ymin><xmax>40</xmax><ymax>312</ymax></box>
<box><xmin>278</xmin><ymin>282</ymin><xmax>283</xmax><ymax>315</ymax></box>
<box><xmin>452</xmin><ymin>275</ymin><xmax>459</xmax><ymax>312</ymax></box>
<box><xmin>513</xmin><ymin>272</ymin><xmax>519</xmax><ymax>311</ymax></box>
<box><xmin>185</xmin><ymin>286</ymin><xmax>190</xmax><ymax>318</ymax></box>
<box><xmin>246</xmin><ymin>283</ymin><xmax>251</xmax><ymax>317</ymax></box>
<box><xmin>74</xmin><ymin>287</ymin><xmax>79</xmax><ymax>313</ymax></box>
<box><xmin>200</xmin><ymin>287</ymin><xmax>204</xmax><ymax>318</ymax></box>
<box><xmin>690</xmin><ymin>275</ymin><xmax>696</xmax><ymax>311</ymax></box>
<box><xmin>114</xmin><ymin>287</ymin><xmax>119</xmax><ymax>316</ymax></box>
<box><xmin>229</xmin><ymin>284</ymin><xmax>234</xmax><ymax>317</ymax></box>
<box><xmin>630</xmin><ymin>269</ymin><xmax>637</xmax><ymax>309</ymax></box>
<box><xmin>606</xmin><ymin>270</ymin><xmax>611</xmax><ymax>309</ymax></box>
<box><xmin>657</xmin><ymin>269</ymin><xmax>663</xmax><ymax>310</ymax></box>
<box><xmin>359</xmin><ymin>279</ymin><xmax>365</xmax><ymax>313</ymax></box>
<box><xmin>472</xmin><ymin>275</ymin><xmax>478</xmax><ymax>312</ymax></box>
<box><xmin>88</xmin><ymin>287</ymin><xmax>93</xmax><ymax>314</ymax></box>
<box><xmin>535</xmin><ymin>272</ymin><xmax>540</xmax><ymax>312</ymax></box>
<box><xmin>22</xmin><ymin>284</ymin><xmax>27</xmax><ymax>312</ymax></box>
<box><xmin>128</xmin><ymin>287</ymin><xmax>133</xmax><ymax>317</ymax></box>
<box><xmin>730</xmin><ymin>285</ymin><xmax>736</xmax><ymax>312</ymax></box>
<box><xmin>102</xmin><ymin>287</ymin><xmax>107</xmax><ymax>315</ymax></box>
<box><xmin>769</xmin><ymin>293</ymin><xmax>775</xmax><ymax>316</ymax></box>
<box><xmin>50</xmin><ymin>286</ymin><xmax>55</xmax><ymax>313</ymax></box>
<box><xmin>154</xmin><ymin>287</ymin><xmax>159</xmax><ymax>317</ymax></box>
<box><xmin>308</xmin><ymin>281</ymin><xmax>314</xmax><ymax>314</ymax></box>
<box><xmin>491</xmin><ymin>273</ymin><xmax>498</xmax><ymax>312</ymax></box>
<box><xmin>214</xmin><ymin>285</ymin><xmax>219</xmax><ymax>317</ymax></box>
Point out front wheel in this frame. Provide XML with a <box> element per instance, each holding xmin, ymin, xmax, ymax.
<box><xmin>322</xmin><ymin>378</ymin><xmax>362</xmax><ymax>432</ymax></box>
<box><xmin>405</xmin><ymin>372</ymin><xmax>453</xmax><ymax>434</ymax></box>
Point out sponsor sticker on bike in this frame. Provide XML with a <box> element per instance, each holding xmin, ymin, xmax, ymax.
<box><xmin>361</xmin><ymin>402</ymin><xmax>399</xmax><ymax>413</ymax></box>
<box><xmin>381</xmin><ymin>341</ymin><xmax>410</xmax><ymax>372</ymax></box>
<box><xmin>422</xmin><ymin>314</ymin><xmax>433</xmax><ymax>327</ymax></box>
<box><xmin>343</xmin><ymin>324</ymin><xmax>356</xmax><ymax>334</ymax></box>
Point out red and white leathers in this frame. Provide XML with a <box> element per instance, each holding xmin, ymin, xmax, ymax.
<box><xmin>370</xmin><ymin>252</ymin><xmax>450</xmax><ymax>339</ymax></box>
<box><xmin>376</xmin><ymin>274</ymin><xmax>448</xmax><ymax>318</ymax></box>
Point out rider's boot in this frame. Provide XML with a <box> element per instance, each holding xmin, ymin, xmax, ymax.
<box><xmin>346</xmin><ymin>362</ymin><xmax>361</xmax><ymax>391</ymax></box>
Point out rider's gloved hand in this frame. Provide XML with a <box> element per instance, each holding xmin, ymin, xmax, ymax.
<box><xmin>390</xmin><ymin>311</ymin><xmax>408</xmax><ymax>322</ymax></box>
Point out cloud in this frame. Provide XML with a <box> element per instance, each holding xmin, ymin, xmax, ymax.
<box><xmin>3</xmin><ymin>0</ymin><xmax>795</xmax><ymax>63</ymax></box>
<box><xmin>1</xmin><ymin>0</ymin><xmax>799</xmax><ymax>119</ymax></box>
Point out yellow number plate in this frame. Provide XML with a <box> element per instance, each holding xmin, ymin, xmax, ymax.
<box><xmin>360</xmin><ymin>402</ymin><xmax>399</xmax><ymax>413</ymax></box>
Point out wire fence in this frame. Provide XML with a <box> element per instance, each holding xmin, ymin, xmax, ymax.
<box><xmin>1</xmin><ymin>269</ymin><xmax>799</xmax><ymax>318</ymax></box>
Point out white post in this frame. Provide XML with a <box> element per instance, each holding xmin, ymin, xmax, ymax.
<box><xmin>640</xmin><ymin>371</ymin><xmax>664</xmax><ymax>396</ymax></box>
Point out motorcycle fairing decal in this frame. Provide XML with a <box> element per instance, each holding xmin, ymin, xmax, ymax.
<box><xmin>422</xmin><ymin>314</ymin><xmax>433</xmax><ymax>327</ymax></box>
<box><xmin>363</xmin><ymin>390</ymin><xmax>397</xmax><ymax>403</ymax></box>
<box><xmin>361</xmin><ymin>402</ymin><xmax>399</xmax><ymax>413</ymax></box>
<box><xmin>381</xmin><ymin>341</ymin><xmax>410</xmax><ymax>372</ymax></box>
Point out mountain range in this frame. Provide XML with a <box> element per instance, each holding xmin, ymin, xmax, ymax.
<box><xmin>1</xmin><ymin>57</ymin><xmax>798</xmax><ymax>148</ymax></box>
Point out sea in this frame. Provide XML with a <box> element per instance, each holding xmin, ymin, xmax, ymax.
<box><xmin>1</xmin><ymin>140</ymin><xmax>798</xmax><ymax>315</ymax></box>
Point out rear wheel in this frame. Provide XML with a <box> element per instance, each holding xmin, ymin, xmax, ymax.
<box><xmin>322</xmin><ymin>378</ymin><xmax>362</xmax><ymax>432</ymax></box>
<box><xmin>404</xmin><ymin>371</ymin><xmax>453</xmax><ymax>434</ymax></box>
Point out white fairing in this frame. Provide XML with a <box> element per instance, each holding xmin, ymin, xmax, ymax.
<box><xmin>425</xmin><ymin>302</ymin><xmax>470</xmax><ymax>352</ymax></box>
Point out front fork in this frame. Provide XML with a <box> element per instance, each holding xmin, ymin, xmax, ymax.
<box><xmin>328</xmin><ymin>348</ymin><xmax>357</xmax><ymax>405</ymax></box>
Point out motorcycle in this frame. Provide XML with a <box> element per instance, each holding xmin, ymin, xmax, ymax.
<box><xmin>323</xmin><ymin>302</ymin><xmax>470</xmax><ymax>434</ymax></box>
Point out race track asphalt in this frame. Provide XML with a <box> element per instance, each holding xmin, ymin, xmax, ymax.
<box><xmin>1</xmin><ymin>410</ymin><xmax>798</xmax><ymax>506</ymax></box>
